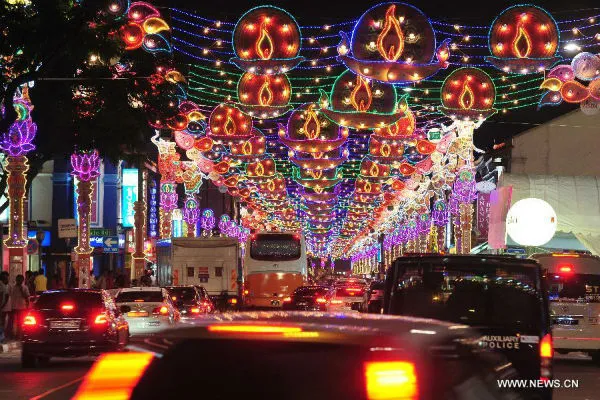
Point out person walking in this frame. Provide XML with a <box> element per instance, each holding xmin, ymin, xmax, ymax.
<box><xmin>9</xmin><ymin>275</ymin><xmax>29</xmax><ymax>339</ymax></box>
<box><xmin>33</xmin><ymin>269</ymin><xmax>47</xmax><ymax>295</ymax></box>
<box><xmin>0</xmin><ymin>272</ymin><xmax>9</xmax><ymax>343</ymax></box>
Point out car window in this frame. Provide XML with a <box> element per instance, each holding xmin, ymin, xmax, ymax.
<box><xmin>35</xmin><ymin>291</ymin><xmax>103</xmax><ymax>309</ymax></box>
<box><xmin>293</xmin><ymin>287</ymin><xmax>329</xmax><ymax>296</ymax></box>
<box><xmin>167</xmin><ymin>287</ymin><xmax>197</xmax><ymax>302</ymax></box>
<box><xmin>115</xmin><ymin>291</ymin><xmax>163</xmax><ymax>303</ymax></box>
<box><xmin>389</xmin><ymin>260</ymin><xmax>543</xmax><ymax>331</ymax></box>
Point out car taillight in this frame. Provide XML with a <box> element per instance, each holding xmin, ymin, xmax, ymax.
<box><xmin>364</xmin><ymin>361</ymin><xmax>418</xmax><ymax>400</ymax></box>
<box><xmin>540</xmin><ymin>333</ymin><xmax>553</xmax><ymax>380</ymax></box>
<box><xmin>331</xmin><ymin>299</ymin><xmax>342</xmax><ymax>305</ymax></box>
<box><xmin>243</xmin><ymin>289</ymin><xmax>249</xmax><ymax>295</ymax></box>
<box><xmin>94</xmin><ymin>313</ymin><xmax>108</xmax><ymax>325</ymax></box>
<box><xmin>61</xmin><ymin>303</ymin><xmax>75</xmax><ymax>311</ymax></box>
<box><xmin>23</xmin><ymin>314</ymin><xmax>37</xmax><ymax>327</ymax></box>
<box><xmin>316</xmin><ymin>297</ymin><xmax>327</xmax><ymax>304</ymax></box>
<box><xmin>73</xmin><ymin>352</ymin><xmax>154</xmax><ymax>400</ymax></box>
<box><xmin>283</xmin><ymin>296</ymin><xmax>292</xmax><ymax>303</ymax></box>
<box><xmin>190</xmin><ymin>307</ymin><xmax>201</xmax><ymax>314</ymax></box>
<box><xmin>346</xmin><ymin>287</ymin><xmax>364</xmax><ymax>296</ymax></box>
<box><xmin>558</xmin><ymin>265</ymin><xmax>574</xmax><ymax>274</ymax></box>
<box><xmin>228</xmin><ymin>298</ymin><xmax>238</xmax><ymax>305</ymax></box>
<box><xmin>152</xmin><ymin>306</ymin><xmax>169</xmax><ymax>315</ymax></box>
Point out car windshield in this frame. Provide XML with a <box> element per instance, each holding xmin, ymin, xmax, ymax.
<box><xmin>388</xmin><ymin>260</ymin><xmax>543</xmax><ymax>330</ymax></box>
<box><xmin>35</xmin><ymin>291</ymin><xmax>103</xmax><ymax>309</ymax></box>
<box><xmin>370</xmin><ymin>281</ymin><xmax>385</xmax><ymax>290</ymax></box>
<box><xmin>167</xmin><ymin>287</ymin><xmax>197</xmax><ymax>302</ymax></box>
<box><xmin>546</xmin><ymin>273</ymin><xmax>600</xmax><ymax>302</ymax></box>
<box><xmin>293</xmin><ymin>287</ymin><xmax>329</xmax><ymax>297</ymax></box>
<box><xmin>116</xmin><ymin>291</ymin><xmax>163</xmax><ymax>303</ymax></box>
<box><xmin>250</xmin><ymin>234</ymin><xmax>301</xmax><ymax>261</ymax></box>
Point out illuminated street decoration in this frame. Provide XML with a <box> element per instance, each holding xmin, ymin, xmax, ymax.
<box><xmin>439</xmin><ymin>68</ymin><xmax>497</xmax><ymax>121</ymax></box>
<box><xmin>237</xmin><ymin>73</ymin><xmax>293</xmax><ymax>118</ymax></box>
<box><xmin>183</xmin><ymin>195</ymin><xmax>200</xmax><ymax>237</ymax></box>
<box><xmin>71</xmin><ymin>150</ymin><xmax>101</xmax><ymax>288</ymax></box>
<box><xmin>201</xmin><ymin>209</ymin><xmax>216</xmax><ymax>236</ymax></box>
<box><xmin>485</xmin><ymin>5</ymin><xmax>561</xmax><ymax>74</ymax></box>
<box><xmin>337</xmin><ymin>2</ymin><xmax>450</xmax><ymax>84</ymax></box>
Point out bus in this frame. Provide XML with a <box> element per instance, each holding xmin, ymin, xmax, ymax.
<box><xmin>243</xmin><ymin>232</ymin><xmax>307</xmax><ymax>308</ymax></box>
<box><xmin>531</xmin><ymin>253</ymin><xmax>600</xmax><ymax>364</ymax></box>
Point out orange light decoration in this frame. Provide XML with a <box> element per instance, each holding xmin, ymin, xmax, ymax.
<box><xmin>209</xmin><ymin>103</ymin><xmax>253</xmax><ymax>140</ymax></box>
<box><xmin>350</xmin><ymin>75</ymin><xmax>373</xmax><ymax>112</ymax></box>
<box><xmin>458</xmin><ymin>82</ymin><xmax>474</xmax><ymax>110</ymax></box>
<box><xmin>256</xmin><ymin>21</ymin><xmax>274</xmax><ymax>60</ymax></box>
<box><xmin>376</xmin><ymin>4</ymin><xmax>405</xmax><ymax>61</ymax></box>
<box><xmin>237</xmin><ymin>73</ymin><xmax>292</xmax><ymax>118</ymax></box>
<box><xmin>258</xmin><ymin>77</ymin><xmax>274</xmax><ymax>106</ymax></box>
<box><xmin>486</xmin><ymin>5</ymin><xmax>560</xmax><ymax>73</ymax></box>
<box><xmin>303</xmin><ymin>105</ymin><xmax>321</xmax><ymax>139</ymax></box>
<box><xmin>439</xmin><ymin>67</ymin><xmax>497</xmax><ymax>120</ymax></box>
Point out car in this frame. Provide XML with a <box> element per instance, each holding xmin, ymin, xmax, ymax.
<box><xmin>74</xmin><ymin>312</ymin><xmax>523</xmax><ymax>400</ymax></box>
<box><xmin>193</xmin><ymin>285</ymin><xmax>216</xmax><ymax>313</ymax></box>
<box><xmin>282</xmin><ymin>286</ymin><xmax>335</xmax><ymax>311</ymax></box>
<box><xmin>114</xmin><ymin>287</ymin><xmax>180</xmax><ymax>336</ymax></box>
<box><xmin>165</xmin><ymin>286</ymin><xmax>213</xmax><ymax>319</ymax></box>
<box><xmin>366</xmin><ymin>280</ymin><xmax>385</xmax><ymax>313</ymax></box>
<box><xmin>331</xmin><ymin>282</ymin><xmax>369</xmax><ymax>312</ymax></box>
<box><xmin>21</xmin><ymin>289</ymin><xmax>129</xmax><ymax>368</ymax></box>
<box><xmin>383</xmin><ymin>255</ymin><xmax>553</xmax><ymax>400</ymax></box>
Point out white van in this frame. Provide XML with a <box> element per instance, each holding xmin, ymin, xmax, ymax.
<box><xmin>531</xmin><ymin>253</ymin><xmax>600</xmax><ymax>365</ymax></box>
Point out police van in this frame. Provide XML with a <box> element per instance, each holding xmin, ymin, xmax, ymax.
<box><xmin>531</xmin><ymin>253</ymin><xmax>600</xmax><ymax>365</ymax></box>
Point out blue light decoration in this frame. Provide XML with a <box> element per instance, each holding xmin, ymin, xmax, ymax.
<box><xmin>122</xmin><ymin>168</ymin><xmax>138</xmax><ymax>228</ymax></box>
<box><xmin>336</xmin><ymin>2</ymin><xmax>450</xmax><ymax>84</ymax></box>
<box><xmin>148</xmin><ymin>180</ymin><xmax>158</xmax><ymax>238</ymax></box>
<box><xmin>27</xmin><ymin>230</ymin><xmax>51</xmax><ymax>247</ymax></box>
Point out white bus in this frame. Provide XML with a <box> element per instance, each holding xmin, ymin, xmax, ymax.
<box><xmin>243</xmin><ymin>232</ymin><xmax>307</xmax><ymax>308</ymax></box>
<box><xmin>531</xmin><ymin>253</ymin><xmax>600</xmax><ymax>364</ymax></box>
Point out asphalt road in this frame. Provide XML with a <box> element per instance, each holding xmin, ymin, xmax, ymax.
<box><xmin>0</xmin><ymin>349</ymin><xmax>598</xmax><ymax>399</ymax></box>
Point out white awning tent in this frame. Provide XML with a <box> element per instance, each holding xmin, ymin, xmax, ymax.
<box><xmin>499</xmin><ymin>173</ymin><xmax>600</xmax><ymax>255</ymax></box>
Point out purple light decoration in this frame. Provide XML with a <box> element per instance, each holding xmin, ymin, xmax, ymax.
<box><xmin>71</xmin><ymin>150</ymin><xmax>101</xmax><ymax>181</ymax></box>
<box><xmin>201</xmin><ymin>208</ymin><xmax>216</xmax><ymax>232</ymax></box>
<box><xmin>219</xmin><ymin>215</ymin><xmax>231</xmax><ymax>234</ymax></box>
<box><xmin>0</xmin><ymin>119</ymin><xmax>37</xmax><ymax>156</ymax></box>
<box><xmin>183</xmin><ymin>196</ymin><xmax>200</xmax><ymax>225</ymax></box>
<box><xmin>432</xmin><ymin>199</ymin><xmax>449</xmax><ymax>227</ymax></box>
<box><xmin>417</xmin><ymin>213</ymin><xmax>431</xmax><ymax>235</ymax></box>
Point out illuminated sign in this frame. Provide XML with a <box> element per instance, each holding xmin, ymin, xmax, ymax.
<box><xmin>122</xmin><ymin>169</ymin><xmax>138</xmax><ymax>228</ymax></box>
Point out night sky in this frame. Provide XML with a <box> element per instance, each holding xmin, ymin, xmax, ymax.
<box><xmin>156</xmin><ymin>0</ymin><xmax>596</xmax><ymax>148</ymax></box>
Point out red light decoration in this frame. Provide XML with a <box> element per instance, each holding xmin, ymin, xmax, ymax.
<box><xmin>230</xmin><ymin>6</ymin><xmax>304</xmax><ymax>74</ymax></box>
<box><xmin>258</xmin><ymin>176</ymin><xmax>286</xmax><ymax>193</ymax></box>
<box><xmin>237</xmin><ymin>73</ymin><xmax>292</xmax><ymax>118</ymax></box>
<box><xmin>337</xmin><ymin>2</ymin><xmax>450</xmax><ymax>84</ymax></box>
<box><xmin>372</xmin><ymin>97</ymin><xmax>415</xmax><ymax>139</ymax></box>
<box><xmin>293</xmin><ymin>168</ymin><xmax>342</xmax><ymax>190</ymax></box>
<box><xmin>209</xmin><ymin>103</ymin><xmax>253</xmax><ymax>141</ymax></box>
<box><xmin>229</xmin><ymin>130</ymin><xmax>267</xmax><ymax>161</ymax></box>
<box><xmin>486</xmin><ymin>5</ymin><xmax>560</xmax><ymax>74</ymax></box>
<box><xmin>246</xmin><ymin>157</ymin><xmax>276</xmax><ymax>180</ymax></box>
<box><xmin>359</xmin><ymin>157</ymin><xmax>390</xmax><ymax>180</ymax></box>
<box><xmin>120</xmin><ymin>23</ymin><xmax>144</xmax><ymax>50</ymax></box>
<box><xmin>439</xmin><ymin>68</ymin><xmax>497</xmax><ymax>120</ymax></box>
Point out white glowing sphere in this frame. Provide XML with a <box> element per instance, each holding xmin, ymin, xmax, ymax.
<box><xmin>506</xmin><ymin>198</ymin><xmax>557</xmax><ymax>246</ymax></box>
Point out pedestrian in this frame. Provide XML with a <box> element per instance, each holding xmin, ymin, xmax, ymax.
<box><xmin>9</xmin><ymin>275</ymin><xmax>30</xmax><ymax>339</ymax></box>
<box><xmin>33</xmin><ymin>268</ymin><xmax>47</xmax><ymax>295</ymax></box>
<box><xmin>0</xmin><ymin>271</ymin><xmax>9</xmax><ymax>343</ymax></box>
<box><xmin>25</xmin><ymin>271</ymin><xmax>34</xmax><ymax>294</ymax></box>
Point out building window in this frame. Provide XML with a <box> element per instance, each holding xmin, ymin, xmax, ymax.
<box><xmin>187</xmin><ymin>267</ymin><xmax>194</xmax><ymax>278</ymax></box>
<box><xmin>215</xmin><ymin>267</ymin><xmax>223</xmax><ymax>277</ymax></box>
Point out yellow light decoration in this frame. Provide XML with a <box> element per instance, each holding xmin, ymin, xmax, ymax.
<box><xmin>258</xmin><ymin>77</ymin><xmax>274</xmax><ymax>106</ymax></box>
<box><xmin>350</xmin><ymin>75</ymin><xmax>373</xmax><ymax>112</ymax></box>
<box><xmin>376</xmin><ymin>4</ymin><xmax>405</xmax><ymax>62</ymax></box>
<box><xmin>458</xmin><ymin>82</ymin><xmax>474</xmax><ymax>110</ymax></box>
<box><xmin>256</xmin><ymin>21</ymin><xmax>274</xmax><ymax>60</ymax></box>
<box><xmin>142</xmin><ymin>17</ymin><xmax>170</xmax><ymax>35</ymax></box>
<box><xmin>512</xmin><ymin>24</ymin><xmax>532</xmax><ymax>58</ymax></box>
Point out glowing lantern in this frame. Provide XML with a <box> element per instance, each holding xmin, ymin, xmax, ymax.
<box><xmin>209</xmin><ymin>103</ymin><xmax>253</xmax><ymax>141</ymax></box>
<box><xmin>439</xmin><ymin>68</ymin><xmax>497</xmax><ymax>120</ymax></box>
<box><xmin>246</xmin><ymin>158</ymin><xmax>276</xmax><ymax>180</ymax></box>
<box><xmin>237</xmin><ymin>73</ymin><xmax>292</xmax><ymax>117</ymax></box>
<box><xmin>120</xmin><ymin>23</ymin><xmax>144</xmax><ymax>50</ymax></box>
<box><xmin>506</xmin><ymin>198</ymin><xmax>557</xmax><ymax>246</ymax></box>
<box><xmin>486</xmin><ymin>5</ymin><xmax>560</xmax><ymax>73</ymax></box>
<box><xmin>229</xmin><ymin>131</ymin><xmax>267</xmax><ymax>161</ymax></box>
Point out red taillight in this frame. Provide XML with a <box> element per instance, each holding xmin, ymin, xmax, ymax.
<box><xmin>558</xmin><ymin>265</ymin><xmax>574</xmax><ymax>273</ymax></box>
<box><xmin>243</xmin><ymin>289</ymin><xmax>249</xmax><ymax>295</ymax></box>
<box><xmin>23</xmin><ymin>314</ymin><xmax>37</xmax><ymax>327</ymax></box>
<box><xmin>330</xmin><ymin>299</ymin><xmax>343</xmax><ymax>305</ymax></box>
<box><xmin>94</xmin><ymin>313</ymin><xmax>108</xmax><ymax>325</ymax></box>
<box><xmin>283</xmin><ymin>296</ymin><xmax>292</xmax><ymax>303</ymax></box>
<box><xmin>190</xmin><ymin>307</ymin><xmax>201</xmax><ymax>314</ymax></box>
<box><xmin>61</xmin><ymin>303</ymin><xmax>75</xmax><ymax>311</ymax></box>
<box><xmin>540</xmin><ymin>333</ymin><xmax>553</xmax><ymax>359</ymax></box>
<box><xmin>316</xmin><ymin>297</ymin><xmax>327</xmax><ymax>304</ymax></box>
<box><xmin>364</xmin><ymin>361</ymin><xmax>418</xmax><ymax>400</ymax></box>
<box><xmin>346</xmin><ymin>287</ymin><xmax>364</xmax><ymax>296</ymax></box>
<box><xmin>152</xmin><ymin>306</ymin><xmax>169</xmax><ymax>315</ymax></box>
<box><xmin>228</xmin><ymin>298</ymin><xmax>238</xmax><ymax>305</ymax></box>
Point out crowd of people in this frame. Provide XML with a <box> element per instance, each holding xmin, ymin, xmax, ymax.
<box><xmin>0</xmin><ymin>269</ymin><xmax>47</xmax><ymax>342</ymax></box>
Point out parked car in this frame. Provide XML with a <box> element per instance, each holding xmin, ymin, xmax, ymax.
<box><xmin>383</xmin><ymin>255</ymin><xmax>553</xmax><ymax>400</ymax></box>
<box><xmin>21</xmin><ymin>289</ymin><xmax>129</xmax><ymax>368</ymax></box>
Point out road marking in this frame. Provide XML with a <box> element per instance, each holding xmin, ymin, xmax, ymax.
<box><xmin>29</xmin><ymin>376</ymin><xmax>84</xmax><ymax>400</ymax></box>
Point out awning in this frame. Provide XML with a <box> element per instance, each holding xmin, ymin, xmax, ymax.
<box><xmin>499</xmin><ymin>173</ymin><xmax>600</xmax><ymax>254</ymax></box>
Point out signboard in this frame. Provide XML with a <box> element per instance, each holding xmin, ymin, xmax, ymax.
<box><xmin>476</xmin><ymin>192</ymin><xmax>491</xmax><ymax>241</ymax></box>
<box><xmin>122</xmin><ymin>169</ymin><xmax>138</xmax><ymax>228</ymax></box>
<box><xmin>90</xmin><ymin>228</ymin><xmax>112</xmax><ymax>237</ymax></box>
<box><xmin>58</xmin><ymin>219</ymin><xmax>77</xmax><ymax>239</ymax></box>
<box><xmin>27</xmin><ymin>230</ymin><xmax>51</xmax><ymax>247</ymax></box>
<box><xmin>103</xmin><ymin>236</ymin><xmax>119</xmax><ymax>253</ymax></box>
<box><xmin>198</xmin><ymin>266</ymin><xmax>209</xmax><ymax>283</ymax></box>
<box><xmin>26</xmin><ymin>239</ymin><xmax>39</xmax><ymax>255</ymax></box>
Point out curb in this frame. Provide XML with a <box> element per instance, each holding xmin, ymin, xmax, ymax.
<box><xmin>0</xmin><ymin>341</ymin><xmax>21</xmax><ymax>353</ymax></box>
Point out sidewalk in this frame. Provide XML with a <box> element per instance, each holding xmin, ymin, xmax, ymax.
<box><xmin>0</xmin><ymin>340</ymin><xmax>21</xmax><ymax>353</ymax></box>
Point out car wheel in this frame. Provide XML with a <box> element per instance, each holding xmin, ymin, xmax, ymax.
<box><xmin>21</xmin><ymin>351</ymin><xmax>37</xmax><ymax>368</ymax></box>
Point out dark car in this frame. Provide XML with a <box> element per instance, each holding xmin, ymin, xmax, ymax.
<box><xmin>165</xmin><ymin>286</ymin><xmax>213</xmax><ymax>318</ymax></box>
<box><xmin>21</xmin><ymin>289</ymin><xmax>129</xmax><ymax>368</ymax></box>
<box><xmin>366</xmin><ymin>280</ymin><xmax>385</xmax><ymax>313</ymax></box>
<box><xmin>383</xmin><ymin>255</ymin><xmax>552</xmax><ymax>400</ymax></box>
<box><xmin>194</xmin><ymin>285</ymin><xmax>216</xmax><ymax>313</ymax></box>
<box><xmin>75</xmin><ymin>313</ymin><xmax>523</xmax><ymax>400</ymax></box>
<box><xmin>282</xmin><ymin>286</ymin><xmax>334</xmax><ymax>311</ymax></box>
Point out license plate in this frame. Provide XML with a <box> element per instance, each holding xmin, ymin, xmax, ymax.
<box><xmin>297</xmin><ymin>302</ymin><xmax>307</xmax><ymax>306</ymax></box>
<box><xmin>128</xmin><ymin>311</ymin><xmax>149</xmax><ymax>317</ymax></box>
<box><xmin>345</xmin><ymin>302</ymin><xmax>353</xmax><ymax>307</ymax></box>
<box><xmin>553</xmin><ymin>318</ymin><xmax>578</xmax><ymax>325</ymax></box>
<box><xmin>50</xmin><ymin>320</ymin><xmax>80</xmax><ymax>329</ymax></box>
<box><xmin>147</xmin><ymin>321</ymin><xmax>161</xmax><ymax>326</ymax></box>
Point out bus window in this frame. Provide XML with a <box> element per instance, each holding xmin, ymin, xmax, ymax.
<box><xmin>250</xmin><ymin>234</ymin><xmax>301</xmax><ymax>261</ymax></box>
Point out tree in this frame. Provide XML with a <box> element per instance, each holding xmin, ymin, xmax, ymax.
<box><xmin>0</xmin><ymin>0</ymin><xmax>178</xmax><ymax>214</ymax></box>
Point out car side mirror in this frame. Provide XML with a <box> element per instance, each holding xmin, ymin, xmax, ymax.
<box><xmin>120</xmin><ymin>305</ymin><xmax>131</xmax><ymax>314</ymax></box>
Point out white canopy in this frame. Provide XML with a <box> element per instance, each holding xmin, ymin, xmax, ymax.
<box><xmin>500</xmin><ymin>173</ymin><xmax>600</xmax><ymax>255</ymax></box>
